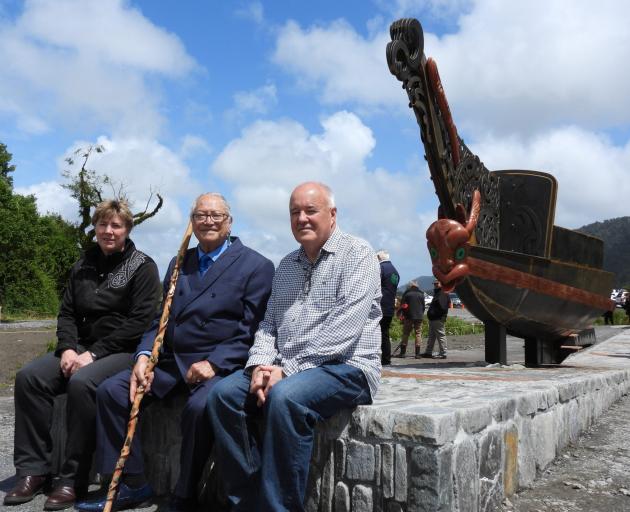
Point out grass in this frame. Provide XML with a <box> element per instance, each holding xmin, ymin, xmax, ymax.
<box><xmin>593</xmin><ymin>309</ymin><xmax>628</xmax><ymax>326</ymax></box>
<box><xmin>389</xmin><ymin>312</ymin><xmax>484</xmax><ymax>341</ymax></box>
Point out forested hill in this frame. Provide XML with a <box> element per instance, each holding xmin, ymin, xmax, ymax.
<box><xmin>578</xmin><ymin>216</ymin><xmax>630</xmax><ymax>287</ymax></box>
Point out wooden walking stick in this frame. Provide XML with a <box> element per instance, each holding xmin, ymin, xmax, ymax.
<box><xmin>103</xmin><ymin>220</ymin><xmax>193</xmax><ymax>512</ymax></box>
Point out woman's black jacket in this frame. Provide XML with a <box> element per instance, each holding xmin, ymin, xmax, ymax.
<box><xmin>55</xmin><ymin>239</ymin><xmax>161</xmax><ymax>359</ymax></box>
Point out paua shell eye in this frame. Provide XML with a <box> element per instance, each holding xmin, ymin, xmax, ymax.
<box><xmin>429</xmin><ymin>247</ymin><xmax>438</xmax><ymax>260</ymax></box>
<box><xmin>454</xmin><ymin>247</ymin><xmax>466</xmax><ymax>260</ymax></box>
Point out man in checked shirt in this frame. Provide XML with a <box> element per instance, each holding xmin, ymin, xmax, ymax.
<box><xmin>207</xmin><ymin>181</ymin><xmax>382</xmax><ymax>511</ymax></box>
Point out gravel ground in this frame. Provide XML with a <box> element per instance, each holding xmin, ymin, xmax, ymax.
<box><xmin>504</xmin><ymin>393</ymin><xmax>630</xmax><ymax>512</ymax></box>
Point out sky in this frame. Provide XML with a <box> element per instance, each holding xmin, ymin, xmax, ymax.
<box><xmin>2</xmin><ymin>0</ymin><xmax>630</xmax><ymax>285</ymax></box>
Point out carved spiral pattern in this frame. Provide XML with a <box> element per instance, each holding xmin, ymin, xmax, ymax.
<box><xmin>386</xmin><ymin>17</ymin><xmax>500</xmax><ymax>249</ymax></box>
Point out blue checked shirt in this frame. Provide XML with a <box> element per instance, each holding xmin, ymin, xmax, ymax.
<box><xmin>246</xmin><ymin>227</ymin><xmax>383</xmax><ymax>398</ymax></box>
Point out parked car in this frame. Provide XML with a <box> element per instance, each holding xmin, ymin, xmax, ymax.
<box><xmin>448</xmin><ymin>292</ymin><xmax>462</xmax><ymax>308</ymax></box>
<box><xmin>613</xmin><ymin>289</ymin><xmax>628</xmax><ymax>308</ymax></box>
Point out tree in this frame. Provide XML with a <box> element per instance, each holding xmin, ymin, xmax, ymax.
<box><xmin>0</xmin><ymin>142</ymin><xmax>16</xmax><ymax>187</ymax></box>
<box><xmin>0</xmin><ymin>141</ymin><xmax>80</xmax><ymax>316</ymax></box>
<box><xmin>62</xmin><ymin>145</ymin><xmax>163</xmax><ymax>251</ymax></box>
<box><xmin>0</xmin><ymin>178</ymin><xmax>79</xmax><ymax>315</ymax></box>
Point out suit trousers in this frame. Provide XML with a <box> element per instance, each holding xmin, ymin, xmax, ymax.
<box><xmin>13</xmin><ymin>350</ymin><xmax>133</xmax><ymax>485</ymax></box>
<box><xmin>95</xmin><ymin>365</ymin><xmax>221</xmax><ymax>500</ymax></box>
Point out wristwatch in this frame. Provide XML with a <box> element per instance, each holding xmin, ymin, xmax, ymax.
<box><xmin>89</xmin><ymin>351</ymin><xmax>98</xmax><ymax>361</ymax></box>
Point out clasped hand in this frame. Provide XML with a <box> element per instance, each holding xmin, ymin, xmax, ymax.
<box><xmin>249</xmin><ymin>365</ymin><xmax>284</xmax><ymax>407</ymax></box>
<box><xmin>129</xmin><ymin>357</ymin><xmax>216</xmax><ymax>403</ymax></box>
<box><xmin>60</xmin><ymin>349</ymin><xmax>94</xmax><ymax>378</ymax></box>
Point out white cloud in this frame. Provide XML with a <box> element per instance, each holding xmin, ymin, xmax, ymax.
<box><xmin>212</xmin><ymin>111</ymin><xmax>430</xmax><ymax>280</ymax></box>
<box><xmin>471</xmin><ymin>126</ymin><xmax>630</xmax><ymax>228</ymax></box>
<box><xmin>427</xmin><ymin>1</ymin><xmax>630</xmax><ymax>136</ymax></box>
<box><xmin>224</xmin><ymin>83</ymin><xmax>278</xmax><ymax>124</ymax></box>
<box><xmin>0</xmin><ymin>0</ymin><xmax>196</xmax><ymax>137</ymax></box>
<box><xmin>21</xmin><ymin>135</ymin><xmax>203</xmax><ymax>274</ymax></box>
<box><xmin>179</xmin><ymin>135</ymin><xmax>212</xmax><ymax>160</ymax></box>
<box><xmin>15</xmin><ymin>181</ymin><xmax>76</xmax><ymax>219</ymax></box>
<box><xmin>235</xmin><ymin>2</ymin><xmax>265</xmax><ymax>25</ymax></box>
<box><xmin>272</xmin><ymin>2</ymin><xmax>630</xmax><ymax>136</ymax></box>
<box><xmin>272</xmin><ymin>20</ymin><xmax>401</xmax><ymax>108</ymax></box>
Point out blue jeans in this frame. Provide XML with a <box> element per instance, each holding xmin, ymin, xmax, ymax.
<box><xmin>207</xmin><ymin>362</ymin><xmax>371</xmax><ymax>512</ymax></box>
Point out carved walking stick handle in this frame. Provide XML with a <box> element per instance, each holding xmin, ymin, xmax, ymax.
<box><xmin>103</xmin><ymin>220</ymin><xmax>193</xmax><ymax>512</ymax></box>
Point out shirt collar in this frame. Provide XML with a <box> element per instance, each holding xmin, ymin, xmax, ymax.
<box><xmin>197</xmin><ymin>237</ymin><xmax>230</xmax><ymax>263</ymax></box>
<box><xmin>295</xmin><ymin>226</ymin><xmax>342</xmax><ymax>263</ymax></box>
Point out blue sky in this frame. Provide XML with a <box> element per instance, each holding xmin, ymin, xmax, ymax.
<box><xmin>2</xmin><ymin>0</ymin><xmax>630</xmax><ymax>284</ymax></box>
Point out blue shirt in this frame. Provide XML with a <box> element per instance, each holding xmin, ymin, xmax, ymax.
<box><xmin>197</xmin><ymin>238</ymin><xmax>231</xmax><ymax>269</ymax></box>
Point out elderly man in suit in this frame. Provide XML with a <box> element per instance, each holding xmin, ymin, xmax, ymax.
<box><xmin>77</xmin><ymin>193</ymin><xmax>275</xmax><ymax>512</ymax></box>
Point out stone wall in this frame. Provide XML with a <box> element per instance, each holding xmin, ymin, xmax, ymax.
<box><xmin>135</xmin><ymin>369</ymin><xmax>630</xmax><ymax>511</ymax></box>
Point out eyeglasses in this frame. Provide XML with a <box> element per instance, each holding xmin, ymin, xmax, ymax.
<box><xmin>192</xmin><ymin>212</ymin><xmax>229</xmax><ymax>223</ymax></box>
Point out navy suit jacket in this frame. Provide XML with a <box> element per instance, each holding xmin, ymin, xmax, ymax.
<box><xmin>136</xmin><ymin>237</ymin><xmax>274</xmax><ymax>397</ymax></box>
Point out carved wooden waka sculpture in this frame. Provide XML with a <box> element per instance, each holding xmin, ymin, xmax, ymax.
<box><xmin>386</xmin><ymin>18</ymin><xmax>614</xmax><ymax>365</ymax></box>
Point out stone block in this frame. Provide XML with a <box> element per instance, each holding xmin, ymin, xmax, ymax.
<box><xmin>453</xmin><ymin>436</ymin><xmax>478</xmax><ymax>512</ymax></box>
<box><xmin>381</xmin><ymin>444</ymin><xmax>394</xmax><ymax>499</ymax></box>
<box><xmin>503</xmin><ymin>424</ymin><xmax>518</xmax><ymax>497</ymax></box>
<box><xmin>516</xmin><ymin>414</ymin><xmax>536</xmax><ymax>487</ymax></box>
<box><xmin>516</xmin><ymin>392</ymin><xmax>538</xmax><ymax>417</ymax></box>
<box><xmin>479</xmin><ymin>473</ymin><xmax>503</xmax><ymax>512</ymax></box>
<box><xmin>346</xmin><ymin>440</ymin><xmax>376</xmax><ymax>482</ymax></box>
<box><xmin>479</xmin><ymin>428</ymin><xmax>502</xmax><ymax>479</ymax></box>
<box><xmin>407</xmin><ymin>444</ymin><xmax>453</xmax><ymax>512</ymax></box>
<box><xmin>394</xmin><ymin>444</ymin><xmax>407</xmax><ymax>502</ymax></box>
<box><xmin>455</xmin><ymin>403</ymin><xmax>493</xmax><ymax>434</ymax></box>
<box><xmin>375</xmin><ymin>444</ymin><xmax>381</xmax><ymax>485</ymax></box>
<box><xmin>532</xmin><ymin>411</ymin><xmax>556</xmax><ymax>471</ymax></box>
<box><xmin>352</xmin><ymin>485</ymin><xmax>373</xmax><ymax>512</ymax></box>
<box><xmin>335</xmin><ymin>439</ymin><xmax>347</xmax><ymax>479</ymax></box>
<box><xmin>386</xmin><ymin>503</ymin><xmax>403</xmax><ymax>512</ymax></box>
<box><xmin>305</xmin><ymin>467</ymin><xmax>321</xmax><ymax>512</ymax></box>
<box><xmin>391</xmin><ymin>409</ymin><xmax>457</xmax><ymax>444</ymax></box>
<box><xmin>334</xmin><ymin>482</ymin><xmax>350</xmax><ymax>512</ymax></box>
<box><xmin>367</xmin><ymin>409</ymin><xmax>395</xmax><ymax>438</ymax></box>
<box><xmin>321</xmin><ymin>447</ymin><xmax>335</xmax><ymax>512</ymax></box>
<box><xmin>489</xmin><ymin>396</ymin><xmax>517</xmax><ymax>423</ymax></box>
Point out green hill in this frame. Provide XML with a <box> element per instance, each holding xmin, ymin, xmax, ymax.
<box><xmin>578</xmin><ymin>216</ymin><xmax>630</xmax><ymax>287</ymax></box>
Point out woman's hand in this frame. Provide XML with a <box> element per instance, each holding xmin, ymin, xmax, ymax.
<box><xmin>60</xmin><ymin>349</ymin><xmax>79</xmax><ymax>378</ymax></box>
<box><xmin>69</xmin><ymin>351</ymin><xmax>95</xmax><ymax>376</ymax></box>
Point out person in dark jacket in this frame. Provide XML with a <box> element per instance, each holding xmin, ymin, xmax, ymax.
<box><xmin>77</xmin><ymin>193</ymin><xmax>275</xmax><ymax>512</ymax></box>
<box><xmin>397</xmin><ymin>281</ymin><xmax>425</xmax><ymax>358</ymax></box>
<box><xmin>5</xmin><ymin>200</ymin><xmax>161</xmax><ymax>510</ymax></box>
<box><xmin>376</xmin><ymin>250</ymin><xmax>399</xmax><ymax>365</ymax></box>
<box><xmin>422</xmin><ymin>280</ymin><xmax>451</xmax><ymax>359</ymax></box>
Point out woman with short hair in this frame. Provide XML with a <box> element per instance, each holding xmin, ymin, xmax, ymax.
<box><xmin>4</xmin><ymin>200</ymin><xmax>161</xmax><ymax>511</ymax></box>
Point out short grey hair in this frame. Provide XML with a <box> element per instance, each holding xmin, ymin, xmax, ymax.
<box><xmin>190</xmin><ymin>193</ymin><xmax>232</xmax><ymax>218</ymax></box>
<box><xmin>318</xmin><ymin>182</ymin><xmax>336</xmax><ymax>208</ymax></box>
<box><xmin>376</xmin><ymin>250</ymin><xmax>390</xmax><ymax>262</ymax></box>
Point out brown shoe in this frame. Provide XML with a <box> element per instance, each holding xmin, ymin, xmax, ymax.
<box><xmin>44</xmin><ymin>485</ymin><xmax>76</xmax><ymax>511</ymax></box>
<box><xmin>3</xmin><ymin>475</ymin><xmax>48</xmax><ymax>505</ymax></box>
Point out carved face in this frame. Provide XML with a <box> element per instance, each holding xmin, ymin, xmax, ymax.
<box><xmin>426</xmin><ymin>220</ymin><xmax>471</xmax><ymax>292</ymax></box>
<box><xmin>426</xmin><ymin>190</ymin><xmax>481</xmax><ymax>293</ymax></box>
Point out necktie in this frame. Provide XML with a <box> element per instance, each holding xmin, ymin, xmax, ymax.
<box><xmin>199</xmin><ymin>254</ymin><xmax>213</xmax><ymax>276</ymax></box>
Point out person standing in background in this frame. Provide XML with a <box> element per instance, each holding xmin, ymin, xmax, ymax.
<box><xmin>422</xmin><ymin>279</ymin><xmax>451</xmax><ymax>359</ymax></box>
<box><xmin>376</xmin><ymin>250</ymin><xmax>399</xmax><ymax>366</ymax></box>
<box><xmin>397</xmin><ymin>281</ymin><xmax>424</xmax><ymax>359</ymax></box>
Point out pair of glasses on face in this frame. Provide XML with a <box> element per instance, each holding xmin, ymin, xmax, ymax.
<box><xmin>192</xmin><ymin>212</ymin><xmax>229</xmax><ymax>223</ymax></box>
